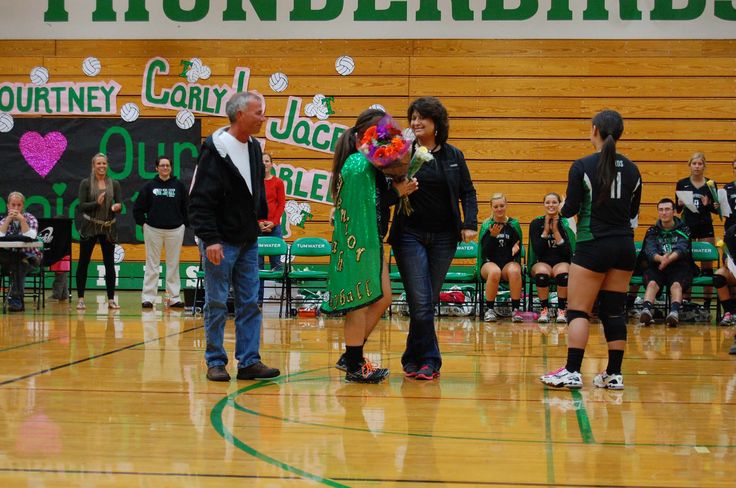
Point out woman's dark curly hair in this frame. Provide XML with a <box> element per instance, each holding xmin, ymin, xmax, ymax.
<box><xmin>406</xmin><ymin>96</ymin><xmax>449</xmax><ymax>145</ymax></box>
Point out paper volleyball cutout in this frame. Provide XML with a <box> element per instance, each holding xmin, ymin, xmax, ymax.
<box><xmin>304</xmin><ymin>94</ymin><xmax>330</xmax><ymax>121</ymax></box>
<box><xmin>269</xmin><ymin>72</ymin><xmax>289</xmax><ymax>92</ymax></box>
<box><xmin>176</xmin><ymin>109</ymin><xmax>195</xmax><ymax>130</ymax></box>
<box><xmin>120</xmin><ymin>103</ymin><xmax>140</xmax><ymax>122</ymax></box>
<box><xmin>369</xmin><ymin>103</ymin><xmax>386</xmax><ymax>112</ymax></box>
<box><xmin>0</xmin><ymin>112</ymin><xmax>14</xmax><ymax>133</ymax></box>
<box><xmin>184</xmin><ymin>58</ymin><xmax>211</xmax><ymax>83</ymax></box>
<box><xmin>186</xmin><ymin>68</ymin><xmax>200</xmax><ymax>83</ymax></box>
<box><xmin>82</xmin><ymin>57</ymin><xmax>101</xmax><ymax>77</ymax></box>
<box><xmin>285</xmin><ymin>201</ymin><xmax>312</xmax><ymax>225</ymax></box>
<box><xmin>113</xmin><ymin>245</ymin><xmax>125</xmax><ymax>264</ymax></box>
<box><xmin>335</xmin><ymin>55</ymin><xmax>355</xmax><ymax>76</ymax></box>
<box><xmin>30</xmin><ymin>67</ymin><xmax>49</xmax><ymax>86</ymax></box>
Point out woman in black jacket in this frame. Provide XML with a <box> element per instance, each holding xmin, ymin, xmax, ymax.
<box><xmin>388</xmin><ymin>97</ymin><xmax>478</xmax><ymax>381</ymax></box>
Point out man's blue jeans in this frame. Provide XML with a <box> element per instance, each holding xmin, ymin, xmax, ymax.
<box><xmin>201</xmin><ymin>241</ymin><xmax>262</xmax><ymax>369</ymax></box>
<box><xmin>393</xmin><ymin>228</ymin><xmax>457</xmax><ymax>370</ymax></box>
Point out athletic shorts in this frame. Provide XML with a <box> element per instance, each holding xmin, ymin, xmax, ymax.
<box><xmin>643</xmin><ymin>260</ymin><xmax>693</xmax><ymax>291</ymax></box>
<box><xmin>573</xmin><ymin>236</ymin><xmax>636</xmax><ymax>273</ymax></box>
<box><xmin>688</xmin><ymin>222</ymin><xmax>714</xmax><ymax>239</ymax></box>
<box><xmin>536</xmin><ymin>256</ymin><xmax>570</xmax><ymax>268</ymax></box>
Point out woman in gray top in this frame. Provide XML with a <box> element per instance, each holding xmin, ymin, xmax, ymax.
<box><xmin>75</xmin><ymin>152</ymin><xmax>122</xmax><ymax>310</ymax></box>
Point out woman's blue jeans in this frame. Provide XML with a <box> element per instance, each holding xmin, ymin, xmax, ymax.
<box><xmin>393</xmin><ymin>228</ymin><xmax>457</xmax><ymax>370</ymax></box>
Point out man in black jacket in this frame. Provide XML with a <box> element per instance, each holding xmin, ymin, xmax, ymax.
<box><xmin>639</xmin><ymin>198</ymin><xmax>695</xmax><ymax>327</ymax></box>
<box><xmin>189</xmin><ymin>91</ymin><xmax>280</xmax><ymax>382</ymax></box>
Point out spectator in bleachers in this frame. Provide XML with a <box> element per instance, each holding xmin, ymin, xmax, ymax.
<box><xmin>528</xmin><ymin>192</ymin><xmax>575</xmax><ymax>324</ymax></box>
<box><xmin>478</xmin><ymin>193</ymin><xmax>523</xmax><ymax>323</ymax></box>
<box><xmin>675</xmin><ymin>152</ymin><xmax>719</xmax><ymax>310</ymax></box>
<box><xmin>638</xmin><ymin>198</ymin><xmax>696</xmax><ymax>328</ymax></box>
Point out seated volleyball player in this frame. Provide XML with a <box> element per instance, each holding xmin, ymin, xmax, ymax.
<box><xmin>528</xmin><ymin>192</ymin><xmax>575</xmax><ymax>323</ymax></box>
<box><xmin>714</xmin><ymin>224</ymin><xmax>736</xmax><ymax>332</ymax></box>
<box><xmin>478</xmin><ymin>193</ymin><xmax>523</xmax><ymax>322</ymax></box>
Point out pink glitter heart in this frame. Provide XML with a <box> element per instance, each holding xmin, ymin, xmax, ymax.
<box><xmin>19</xmin><ymin>131</ymin><xmax>68</xmax><ymax>178</ymax></box>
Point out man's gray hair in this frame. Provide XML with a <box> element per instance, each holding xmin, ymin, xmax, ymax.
<box><xmin>7</xmin><ymin>191</ymin><xmax>25</xmax><ymax>204</ymax></box>
<box><xmin>225</xmin><ymin>91</ymin><xmax>263</xmax><ymax>123</ymax></box>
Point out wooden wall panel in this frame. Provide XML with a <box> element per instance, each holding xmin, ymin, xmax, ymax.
<box><xmin>1</xmin><ymin>39</ymin><xmax>734</xmax><ymax>262</ymax></box>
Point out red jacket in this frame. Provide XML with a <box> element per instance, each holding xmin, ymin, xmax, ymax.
<box><xmin>261</xmin><ymin>176</ymin><xmax>286</xmax><ymax>225</ymax></box>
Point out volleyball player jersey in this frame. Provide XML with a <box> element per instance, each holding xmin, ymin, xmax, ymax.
<box><xmin>560</xmin><ymin>152</ymin><xmax>642</xmax><ymax>243</ymax></box>
<box><xmin>721</xmin><ymin>181</ymin><xmax>736</xmax><ymax>231</ymax></box>
<box><xmin>675</xmin><ymin>177</ymin><xmax>717</xmax><ymax>231</ymax></box>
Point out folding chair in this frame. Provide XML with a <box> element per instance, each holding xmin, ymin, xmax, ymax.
<box><xmin>258</xmin><ymin>236</ymin><xmax>288</xmax><ymax>317</ymax></box>
<box><xmin>286</xmin><ymin>237</ymin><xmax>331</xmax><ymax>316</ymax></box>
<box><xmin>440</xmin><ymin>241</ymin><xmax>479</xmax><ymax>317</ymax></box>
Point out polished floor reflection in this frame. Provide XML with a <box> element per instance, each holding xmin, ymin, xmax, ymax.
<box><xmin>1</xmin><ymin>292</ymin><xmax>735</xmax><ymax>487</ymax></box>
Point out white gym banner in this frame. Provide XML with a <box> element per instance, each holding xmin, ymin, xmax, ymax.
<box><xmin>1</xmin><ymin>1</ymin><xmax>734</xmax><ymax>40</ymax></box>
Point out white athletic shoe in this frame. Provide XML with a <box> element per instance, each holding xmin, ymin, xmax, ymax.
<box><xmin>556</xmin><ymin>309</ymin><xmax>567</xmax><ymax>324</ymax></box>
<box><xmin>539</xmin><ymin>367</ymin><xmax>582</xmax><ymax>389</ymax></box>
<box><xmin>593</xmin><ymin>371</ymin><xmax>624</xmax><ymax>390</ymax></box>
<box><xmin>483</xmin><ymin>309</ymin><xmax>497</xmax><ymax>322</ymax></box>
<box><xmin>538</xmin><ymin>307</ymin><xmax>549</xmax><ymax>323</ymax></box>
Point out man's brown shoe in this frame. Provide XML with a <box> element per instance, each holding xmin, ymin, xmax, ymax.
<box><xmin>206</xmin><ymin>365</ymin><xmax>231</xmax><ymax>382</ymax></box>
<box><xmin>236</xmin><ymin>361</ymin><xmax>280</xmax><ymax>380</ymax></box>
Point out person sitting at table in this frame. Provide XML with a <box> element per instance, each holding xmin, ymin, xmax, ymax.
<box><xmin>0</xmin><ymin>192</ymin><xmax>42</xmax><ymax>312</ymax></box>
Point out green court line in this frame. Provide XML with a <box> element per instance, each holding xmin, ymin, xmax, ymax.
<box><xmin>569</xmin><ymin>389</ymin><xmax>596</xmax><ymax>444</ymax></box>
<box><xmin>541</xmin><ymin>335</ymin><xmax>556</xmax><ymax>485</ymax></box>
<box><xmin>225</xmin><ymin>372</ymin><xmax>736</xmax><ymax>450</ymax></box>
<box><xmin>210</xmin><ymin>368</ymin><xmax>349</xmax><ymax>488</ymax></box>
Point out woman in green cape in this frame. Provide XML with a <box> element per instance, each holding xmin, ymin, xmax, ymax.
<box><xmin>326</xmin><ymin>108</ymin><xmax>417</xmax><ymax>383</ymax></box>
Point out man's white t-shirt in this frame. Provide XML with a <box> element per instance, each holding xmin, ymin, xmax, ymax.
<box><xmin>220</xmin><ymin>131</ymin><xmax>253</xmax><ymax>195</ymax></box>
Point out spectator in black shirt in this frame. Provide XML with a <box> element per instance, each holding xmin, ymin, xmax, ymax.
<box><xmin>528</xmin><ymin>192</ymin><xmax>574</xmax><ymax>324</ymax></box>
<box><xmin>133</xmin><ymin>156</ymin><xmax>189</xmax><ymax>309</ymax></box>
<box><xmin>540</xmin><ymin>110</ymin><xmax>642</xmax><ymax>392</ymax></box>
<box><xmin>478</xmin><ymin>193</ymin><xmax>523</xmax><ymax>323</ymax></box>
<box><xmin>637</xmin><ymin>198</ymin><xmax>696</xmax><ymax>328</ymax></box>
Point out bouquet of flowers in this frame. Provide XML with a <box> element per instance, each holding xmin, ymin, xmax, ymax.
<box><xmin>398</xmin><ymin>145</ymin><xmax>434</xmax><ymax>215</ymax></box>
<box><xmin>706</xmin><ymin>179</ymin><xmax>721</xmax><ymax>219</ymax></box>
<box><xmin>356</xmin><ymin>115</ymin><xmax>411</xmax><ymax>170</ymax></box>
<box><xmin>356</xmin><ymin>115</ymin><xmax>434</xmax><ymax>215</ymax></box>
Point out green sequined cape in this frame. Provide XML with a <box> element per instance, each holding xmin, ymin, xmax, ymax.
<box><xmin>323</xmin><ymin>152</ymin><xmax>383</xmax><ymax>313</ymax></box>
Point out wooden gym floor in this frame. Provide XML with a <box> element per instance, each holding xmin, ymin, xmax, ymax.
<box><xmin>0</xmin><ymin>291</ymin><xmax>735</xmax><ymax>487</ymax></box>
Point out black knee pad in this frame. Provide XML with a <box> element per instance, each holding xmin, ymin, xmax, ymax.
<box><xmin>599</xmin><ymin>290</ymin><xmax>628</xmax><ymax>342</ymax></box>
<box><xmin>555</xmin><ymin>273</ymin><xmax>569</xmax><ymax>287</ymax></box>
<box><xmin>534</xmin><ymin>274</ymin><xmax>550</xmax><ymax>288</ymax></box>
<box><xmin>713</xmin><ymin>274</ymin><xmax>727</xmax><ymax>289</ymax></box>
<box><xmin>566</xmin><ymin>309</ymin><xmax>589</xmax><ymax>323</ymax></box>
